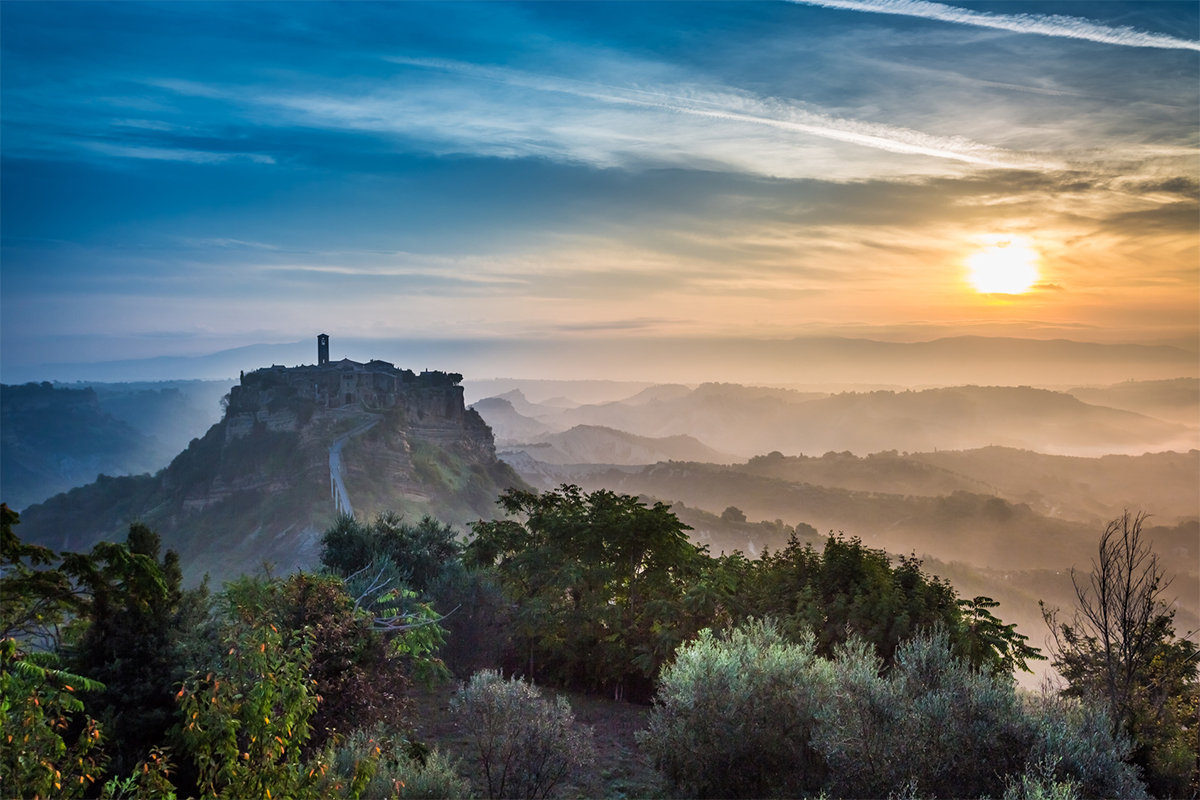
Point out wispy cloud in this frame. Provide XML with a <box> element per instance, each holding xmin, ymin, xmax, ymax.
<box><xmin>84</xmin><ymin>142</ymin><xmax>275</xmax><ymax>164</ymax></box>
<box><xmin>361</xmin><ymin>57</ymin><xmax>1056</xmax><ymax>170</ymax></box>
<box><xmin>788</xmin><ymin>0</ymin><xmax>1200</xmax><ymax>51</ymax></box>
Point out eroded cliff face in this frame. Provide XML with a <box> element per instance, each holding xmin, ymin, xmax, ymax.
<box><xmin>18</xmin><ymin>367</ymin><xmax>520</xmax><ymax>583</ymax></box>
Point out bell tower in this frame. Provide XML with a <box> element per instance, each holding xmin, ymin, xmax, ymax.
<box><xmin>317</xmin><ymin>333</ymin><xmax>329</xmax><ymax>366</ymax></box>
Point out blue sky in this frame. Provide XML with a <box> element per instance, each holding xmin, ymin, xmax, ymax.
<box><xmin>2</xmin><ymin>1</ymin><xmax>1197</xmax><ymax>374</ymax></box>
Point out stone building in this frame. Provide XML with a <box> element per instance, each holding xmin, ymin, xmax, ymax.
<box><xmin>224</xmin><ymin>336</ymin><xmax>468</xmax><ymax>437</ymax></box>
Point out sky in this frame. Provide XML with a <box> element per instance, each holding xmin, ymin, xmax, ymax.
<box><xmin>2</xmin><ymin>1</ymin><xmax>1197</xmax><ymax>377</ymax></box>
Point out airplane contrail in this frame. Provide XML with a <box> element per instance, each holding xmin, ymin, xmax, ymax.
<box><xmin>787</xmin><ymin>0</ymin><xmax>1200</xmax><ymax>51</ymax></box>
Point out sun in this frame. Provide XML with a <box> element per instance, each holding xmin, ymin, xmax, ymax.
<box><xmin>965</xmin><ymin>238</ymin><xmax>1040</xmax><ymax>294</ymax></box>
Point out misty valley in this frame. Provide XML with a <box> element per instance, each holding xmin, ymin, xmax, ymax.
<box><xmin>3</xmin><ymin>1</ymin><xmax>1198</xmax><ymax>797</ymax></box>
<box><xmin>2</xmin><ymin>360</ymin><xmax>1197</xmax><ymax>799</ymax></box>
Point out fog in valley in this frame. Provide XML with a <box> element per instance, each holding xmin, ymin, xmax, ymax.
<box><xmin>462</xmin><ymin>374</ymin><xmax>1200</xmax><ymax>686</ymax></box>
<box><xmin>7</xmin><ymin>366</ymin><xmax>1194</xmax><ymax>691</ymax></box>
<box><xmin>3</xmin><ymin>2</ymin><xmax>1197</xmax><ymax>796</ymax></box>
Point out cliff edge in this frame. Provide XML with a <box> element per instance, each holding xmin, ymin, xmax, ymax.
<box><xmin>15</xmin><ymin>359</ymin><xmax>521</xmax><ymax>583</ymax></box>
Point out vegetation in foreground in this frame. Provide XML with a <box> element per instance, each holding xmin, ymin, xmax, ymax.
<box><xmin>1</xmin><ymin>490</ymin><xmax>1196</xmax><ymax>799</ymax></box>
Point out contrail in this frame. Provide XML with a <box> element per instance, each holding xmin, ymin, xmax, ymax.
<box><xmin>787</xmin><ymin>0</ymin><xmax>1200</xmax><ymax>51</ymax></box>
<box><xmin>387</xmin><ymin>57</ymin><xmax>1050</xmax><ymax>169</ymax></box>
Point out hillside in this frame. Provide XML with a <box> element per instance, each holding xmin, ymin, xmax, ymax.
<box><xmin>471</xmin><ymin>397</ymin><xmax>555</xmax><ymax>441</ymax></box>
<box><xmin>566</xmin><ymin>461</ymin><xmax>1122</xmax><ymax>572</ymax></box>
<box><xmin>17</xmin><ymin>361</ymin><xmax>522</xmax><ymax>583</ymax></box>
<box><xmin>907</xmin><ymin>447</ymin><xmax>1199</xmax><ymax>524</ymax></box>
<box><xmin>1</xmin><ymin>382</ymin><xmax>177</xmax><ymax>510</ymax></box>
<box><xmin>736</xmin><ymin>447</ymin><xmax>1199</xmax><ymax>524</ymax></box>
<box><xmin>501</xmin><ymin>424</ymin><xmax>736</xmax><ymax>466</ymax></box>
<box><xmin>1067</xmin><ymin>377</ymin><xmax>1199</xmax><ymax>427</ymax></box>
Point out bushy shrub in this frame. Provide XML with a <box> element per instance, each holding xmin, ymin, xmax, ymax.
<box><xmin>451</xmin><ymin>670</ymin><xmax>594</xmax><ymax>799</ymax></box>
<box><xmin>177</xmin><ymin>607</ymin><xmax>324</xmax><ymax>799</ymax></box>
<box><xmin>638</xmin><ymin>620</ymin><xmax>830</xmax><ymax>799</ymax></box>
<box><xmin>644</xmin><ymin>622</ymin><xmax>1146</xmax><ymax>799</ymax></box>
<box><xmin>1022</xmin><ymin>693</ymin><xmax>1146</xmax><ymax>800</ymax></box>
<box><xmin>325</xmin><ymin>727</ymin><xmax>472</xmax><ymax>800</ymax></box>
<box><xmin>814</xmin><ymin>628</ymin><xmax>1032</xmax><ymax>799</ymax></box>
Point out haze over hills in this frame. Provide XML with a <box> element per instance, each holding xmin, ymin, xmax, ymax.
<box><xmin>1</xmin><ymin>380</ymin><xmax>235</xmax><ymax>510</ymax></box>
<box><xmin>6</xmin><ymin>335</ymin><xmax>1196</xmax><ymax>388</ymax></box>
<box><xmin>1</xmin><ymin>383</ymin><xmax>178</xmax><ymax>510</ymax></box>
<box><xmin>77</xmin><ymin>379</ymin><xmax>233</xmax><ymax>453</ymax></box>
<box><xmin>1066</xmin><ymin>378</ymin><xmax>1199</xmax><ymax>427</ymax></box>
<box><xmin>474</xmin><ymin>382</ymin><xmax>1197</xmax><ymax>458</ymax></box>
<box><xmin>500</xmin><ymin>424</ymin><xmax>736</xmax><ymax>467</ymax></box>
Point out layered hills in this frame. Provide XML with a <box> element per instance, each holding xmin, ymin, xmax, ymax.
<box><xmin>470</xmin><ymin>377</ymin><xmax>1198</xmax><ymax>681</ymax></box>
<box><xmin>15</xmin><ymin>360</ymin><xmax>521</xmax><ymax>583</ymax></box>
<box><xmin>1</xmin><ymin>380</ymin><xmax>234</xmax><ymax>509</ymax></box>
<box><xmin>1066</xmin><ymin>377</ymin><xmax>1199</xmax><ymax>427</ymax></box>
<box><xmin>1</xmin><ymin>382</ymin><xmax>177</xmax><ymax>510</ymax></box>
<box><xmin>474</xmin><ymin>382</ymin><xmax>1196</xmax><ymax>458</ymax></box>
<box><xmin>500</xmin><ymin>424</ymin><xmax>735</xmax><ymax>467</ymax></box>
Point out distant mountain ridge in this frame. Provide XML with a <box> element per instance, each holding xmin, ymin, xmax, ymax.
<box><xmin>8</xmin><ymin>334</ymin><xmax>1196</xmax><ymax>385</ymax></box>
<box><xmin>473</xmin><ymin>382</ymin><xmax>1194</xmax><ymax>458</ymax></box>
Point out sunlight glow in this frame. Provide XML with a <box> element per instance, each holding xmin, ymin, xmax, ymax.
<box><xmin>966</xmin><ymin>238</ymin><xmax>1040</xmax><ymax>294</ymax></box>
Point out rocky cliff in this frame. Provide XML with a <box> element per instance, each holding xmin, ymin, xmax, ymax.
<box><xmin>15</xmin><ymin>362</ymin><xmax>520</xmax><ymax>583</ymax></box>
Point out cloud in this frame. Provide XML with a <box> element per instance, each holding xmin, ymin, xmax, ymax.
<box><xmin>787</xmin><ymin>0</ymin><xmax>1200</xmax><ymax>51</ymax></box>
<box><xmin>382</xmin><ymin>57</ymin><xmax>1052</xmax><ymax>169</ymax></box>
<box><xmin>83</xmin><ymin>142</ymin><xmax>275</xmax><ymax>164</ymax></box>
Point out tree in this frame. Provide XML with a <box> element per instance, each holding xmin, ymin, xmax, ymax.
<box><xmin>1043</xmin><ymin>511</ymin><xmax>1199</xmax><ymax>797</ymax></box>
<box><xmin>958</xmin><ymin>595</ymin><xmax>1046</xmax><ymax>676</ymax></box>
<box><xmin>720</xmin><ymin>506</ymin><xmax>746</xmax><ymax>524</ymax></box>
<box><xmin>65</xmin><ymin>523</ymin><xmax>187</xmax><ymax>779</ymax></box>
<box><xmin>814</xmin><ymin>629</ymin><xmax>1035</xmax><ymax>800</ymax></box>
<box><xmin>321</xmin><ymin>512</ymin><xmax>462</xmax><ymax>594</ymax></box>
<box><xmin>744</xmin><ymin>533</ymin><xmax>963</xmax><ymax>666</ymax></box>
<box><xmin>177</xmin><ymin>604</ymin><xmax>327</xmax><ymax>799</ymax></box>
<box><xmin>0</xmin><ymin>504</ymin><xmax>107</xmax><ymax>799</ymax></box>
<box><xmin>466</xmin><ymin>485</ymin><xmax>701</xmax><ymax>699</ymax></box>
<box><xmin>220</xmin><ymin>571</ymin><xmax>435</xmax><ymax>755</ymax></box>
<box><xmin>0</xmin><ymin>503</ymin><xmax>84</xmax><ymax>650</ymax></box>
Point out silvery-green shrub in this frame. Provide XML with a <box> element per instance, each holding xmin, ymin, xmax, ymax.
<box><xmin>451</xmin><ymin>670</ymin><xmax>594</xmax><ymax>799</ymax></box>
<box><xmin>637</xmin><ymin>620</ymin><xmax>832</xmax><ymax>798</ymax></box>
<box><xmin>814</xmin><ymin>628</ymin><xmax>1033</xmax><ymax>799</ymax></box>
<box><xmin>1021</xmin><ymin>693</ymin><xmax>1146</xmax><ymax>800</ymax></box>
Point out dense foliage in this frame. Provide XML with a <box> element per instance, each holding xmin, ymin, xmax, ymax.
<box><xmin>466</xmin><ymin>486</ymin><xmax>1042</xmax><ymax>701</ymax></box>
<box><xmin>1</xmin><ymin>502</ymin><xmax>456</xmax><ymax>798</ymax></box>
<box><xmin>639</xmin><ymin>622</ymin><xmax>829</xmax><ymax>798</ymax></box>
<box><xmin>738</xmin><ymin>531</ymin><xmax>1044</xmax><ymax>673</ymax></box>
<box><xmin>641</xmin><ymin>621</ymin><xmax>1144</xmax><ymax>800</ymax></box>
<box><xmin>3</xmin><ymin>489</ymin><xmax>1186</xmax><ymax>799</ymax></box>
